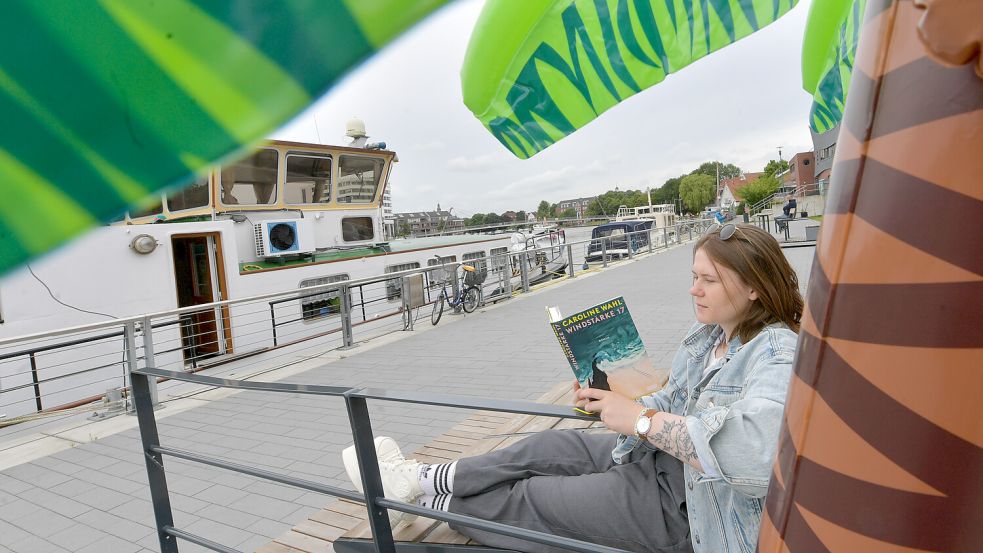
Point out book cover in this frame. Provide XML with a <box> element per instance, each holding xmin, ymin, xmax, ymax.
<box><xmin>547</xmin><ymin>296</ymin><xmax>663</xmax><ymax>399</ymax></box>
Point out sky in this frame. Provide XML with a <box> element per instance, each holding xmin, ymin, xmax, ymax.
<box><xmin>273</xmin><ymin>0</ymin><xmax>816</xmax><ymax>218</ymax></box>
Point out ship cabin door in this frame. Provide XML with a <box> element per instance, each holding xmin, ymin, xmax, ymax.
<box><xmin>172</xmin><ymin>233</ymin><xmax>232</xmax><ymax>365</ymax></box>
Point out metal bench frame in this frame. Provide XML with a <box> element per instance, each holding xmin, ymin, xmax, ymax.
<box><xmin>131</xmin><ymin>366</ymin><xmax>631</xmax><ymax>553</ymax></box>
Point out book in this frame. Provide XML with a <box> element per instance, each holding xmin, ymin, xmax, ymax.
<box><xmin>547</xmin><ymin>296</ymin><xmax>663</xmax><ymax>401</ymax></box>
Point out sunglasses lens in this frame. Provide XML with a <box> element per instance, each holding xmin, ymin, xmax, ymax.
<box><xmin>720</xmin><ymin>224</ymin><xmax>736</xmax><ymax>240</ymax></box>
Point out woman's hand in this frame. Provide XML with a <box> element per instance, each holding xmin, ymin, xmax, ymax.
<box><xmin>572</xmin><ymin>380</ymin><xmax>590</xmax><ymax>411</ymax></box>
<box><xmin>575</xmin><ymin>387</ymin><xmax>643</xmax><ymax>435</ymax></box>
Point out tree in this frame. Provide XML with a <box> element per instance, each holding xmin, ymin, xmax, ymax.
<box><xmin>692</xmin><ymin>161</ymin><xmax>741</xmax><ymax>180</ymax></box>
<box><xmin>584</xmin><ymin>189</ymin><xmax>649</xmax><ymax>216</ymax></box>
<box><xmin>515</xmin><ymin>210</ymin><xmax>527</xmax><ymax>222</ymax></box>
<box><xmin>536</xmin><ymin>200</ymin><xmax>551</xmax><ymax>219</ymax></box>
<box><xmin>652</xmin><ymin>176</ymin><xmax>682</xmax><ymax>205</ymax></box>
<box><xmin>762</xmin><ymin>159</ymin><xmax>789</xmax><ymax>178</ymax></box>
<box><xmin>736</xmin><ymin>175</ymin><xmax>780</xmax><ymax>210</ymax></box>
<box><xmin>679</xmin><ymin>174</ymin><xmax>716</xmax><ymax>212</ymax></box>
<box><xmin>397</xmin><ymin>221</ymin><xmax>411</xmax><ymax>237</ymax></box>
<box><xmin>484</xmin><ymin>212</ymin><xmax>503</xmax><ymax>224</ymax></box>
<box><xmin>561</xmin><ymin>208</ymin><xmax>577</xmax><ymax>219</ymax></box>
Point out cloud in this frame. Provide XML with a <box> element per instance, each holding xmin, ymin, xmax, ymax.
<box><xmin>446</xmin><ymin>151</ymin><xmax>511</xmax><ymax>172</ymax></box>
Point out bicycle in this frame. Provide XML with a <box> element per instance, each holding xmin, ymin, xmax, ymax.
<box><xmin>430</xmin><ymin>256</ymin><xmax>485</xmax><ymax>325</ymax></box>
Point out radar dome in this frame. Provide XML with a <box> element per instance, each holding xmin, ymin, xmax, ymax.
<box><xmin>346</xmin><ymin>117</ymin><xmax>367</xmax><ymax>138</ymax></box>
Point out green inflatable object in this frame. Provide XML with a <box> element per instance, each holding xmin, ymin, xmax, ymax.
<box><xmin>805</xmin><ymin>0</ymin><xmax>867</xmax><ymax>133</ymax></box>
<box><xmin>0</xmin><ymin>0</ymin><xmax>447</xmax><ymax>276</ymax></box>
<box><xmin>462</xmin><ymin>0</ymin><xmax>800</xmax><ymax>159</ymax></box>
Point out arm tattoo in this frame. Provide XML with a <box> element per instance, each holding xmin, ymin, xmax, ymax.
<box><xmin>648</xmin><ymin>416</ymin><xmax>702</xmax><ymax>470</ymax></box>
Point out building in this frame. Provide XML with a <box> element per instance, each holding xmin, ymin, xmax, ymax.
<box><xmin>393</xmin><ymin>204</ymin><xmax>465</xmax><ymax>236</ymax></box>
<box><xmin>811</xmin><ymin>124</ymin><xmax>837</xmax><ymax>186</ymax></box>
<box><xmin>718</xmin><ymin>172</ymin><xmax>764</xmax><ymax>207</ymax></box>
<box><xmin>555</xmin><ymin>196</ymin><xmax>595</xmax><ymax>217</ymax></box>
<box><xmin>381</xmin><ymin>183</ymin><xmax>394</xmax><ymax>239</ymax></box>
<box><xmin>779</xmin><ymin>152</ymin><xmax>817</xmax><ymax>195</ymax></box>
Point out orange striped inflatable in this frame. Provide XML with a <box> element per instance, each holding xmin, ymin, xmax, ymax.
<box><xmin>759</xmin><ymin>0</ymin><xmax>983</xmax><ymax>551</ymax></box>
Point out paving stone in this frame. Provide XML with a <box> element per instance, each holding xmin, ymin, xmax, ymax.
<box><xmin>74</xmin><ymin>509</ymin><xmax>155</xmax><ymax>542</ymax></box>
<box><xmin>7</xmin><ymin>535</ymin><xmax>71</xmax><ymax>553</ymax></box>
<box><xmin>76</xmin><ymin>534</ymin><xmax>143</xmax><ymax>553</ymax></box>
<box><xmin>44</xmin><ymin>523</ymin><xmax>108</xmax><ymax>551</ymax></box>
<box><xmin>9</xmin><ymin>508</ymin><xmax>75</xmax><ymax>536</ymax></box>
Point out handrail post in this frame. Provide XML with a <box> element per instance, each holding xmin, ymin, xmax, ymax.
<box><xmin>140</xmin><ymin>317</ymin><xmax>160</xmax><ymax>407</ymax></box>
<box><xmin>345</xmin><ymin>395</ymin><xmax>397</xmax><ymax>553</ymax></box>
<box><xmin>401</xmin><ymin>276</ymin><xmax>414</xmax><ymax>331</ymax></box>
<box><xmin>566</xmin><ymin>244</ymin><xmax>575</xmax><ymax>278</ymax></box>
<box><xmin>519</xmin><ymin>252</ymin><xmax>531</xmax><ymax>293</ymax></box>
<box><xmin>339</xmin><ymin>284</ymin><xmax>356</xmax><ymax>349</ymax></box>
<box><xmin>602</xmin><ymin>238</ymin><xmax>608</xmax><ymax>268</ymax></box>
<box><xmin>269</xmin><ymin>302</ymin><xmax>278</xmax><ymax>346</ymax></box>
<box><xmin>131</xmin><ymin>362</ymin><xmax>178</xmax><ymax>552</ymax></box>
<box><xmin>662</xmin><ymin>226</ymin><xmax>669</xmax><ymax>249</ymax></box>
<box><xmin>29</xmin><ymin>353</ymin><xmax>42</xmax><ymax>412</ymax></box>
<box><xmin>647</xmin><ymin>229</ymin><xmax>654</xmax><ymax>254</ymax></box>
<box><xmin>124</xmin><ymin>321</ymin><xmax>139</xmax><ymax>413</ymax></box>
<box><xmin>627</xmin><ymin>232</ymin><xmax>634</xmax><ymax>259</ymax></box>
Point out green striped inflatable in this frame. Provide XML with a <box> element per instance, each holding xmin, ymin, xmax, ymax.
<box><xmin>0</xmin><ymin>0</ymin><xmax>447</xmax><ymax>275</ymax></box>
<box><xmin>802</xmin><ymin>0</ymin><xmax>866</xmax><ymax>133</ymax></box>
<box><xmin>461</xmin><ymin>0</ymin><xmax>800</xmax><ymax>159</ymax></box>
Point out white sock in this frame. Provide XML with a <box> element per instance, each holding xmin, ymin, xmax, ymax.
<box><xmin>418</xmin><ymin>461</ymin><xmax>456</xmax><ymax>496</ymax></box>
<box><xmin>417</xmin><ymin>494</ymin><xmax>452</xmax><ymax>512</ymax></box>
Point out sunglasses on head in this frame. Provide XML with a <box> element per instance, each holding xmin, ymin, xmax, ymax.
<box><xmin>704</xmin><ymin>222</ymin><xmax>737</xmax><ymax>241</ymax></box>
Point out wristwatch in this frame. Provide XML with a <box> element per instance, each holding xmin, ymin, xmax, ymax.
<box><xmin>634</xmin><ymin>408</ymin><xmax>658</xmax><ymax>438</ymax></box>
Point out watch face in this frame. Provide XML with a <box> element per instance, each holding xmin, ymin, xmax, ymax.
<box><xmin>636</xmin><ymin>414</ymin><xmax>651</xmax><ymax>436</ymax></box>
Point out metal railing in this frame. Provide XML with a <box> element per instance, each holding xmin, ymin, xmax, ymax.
<box><xmin>129</xmin><ymin>364</ymin><xmax>629</xmax><ymax>553</ymax></box>
<box><xmin>0</xmin><ymin>223</ymin><xmax>712</xmax><ymax>423</ymax></box>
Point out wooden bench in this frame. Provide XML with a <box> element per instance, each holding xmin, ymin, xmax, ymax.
<box><xmin>257</xmin><ymin>374</ymin><xmax>666</xmax><ymax>553</ymax></box>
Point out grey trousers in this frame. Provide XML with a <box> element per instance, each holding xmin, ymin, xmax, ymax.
<box><xmin>448</xmin><ymin>429</ymin><xmax>693</xmax><ymax>553</ymax></box>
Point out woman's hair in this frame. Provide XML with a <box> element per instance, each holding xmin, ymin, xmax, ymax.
<box><xmin>694</xmin><ymin>224</ymin><xmax>803</xmax><ymax>341</ymax></box>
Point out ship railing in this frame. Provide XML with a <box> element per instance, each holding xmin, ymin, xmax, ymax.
<box><xmin>128</xmin><ymin>364</ymin><xmax>624</xmax><ymax>553</ymax></box>
<box><xmin>0</xmin><ymin>224</ymin><xmax>713</xmax><ymax>424</ymax></box>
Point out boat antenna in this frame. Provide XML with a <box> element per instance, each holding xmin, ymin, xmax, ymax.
<box><xmin>313</xmin><ymin>115</ymin><xmax>322</xmax><ymax>144</ymax></box>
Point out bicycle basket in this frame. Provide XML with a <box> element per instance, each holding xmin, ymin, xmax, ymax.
<box><xmin>463</xmin><ymin>265</ymin><xmax>488</xmax><ymax>286</ymax></box>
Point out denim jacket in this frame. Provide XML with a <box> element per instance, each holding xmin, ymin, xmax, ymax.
<box><xmin>612</xmin><ymin>322</ymin><xmax>797</xmax><ymax>553</ymax></box>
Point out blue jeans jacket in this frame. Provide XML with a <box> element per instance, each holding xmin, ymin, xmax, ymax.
<box><xmin>612</xmin><ymin>322</ymin><xmax>797</xmax><ymax>553</ymax></box>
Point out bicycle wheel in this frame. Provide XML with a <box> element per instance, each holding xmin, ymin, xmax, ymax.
<box><xmin>431</xmin><ymin>292</ymin><xmax>445</xmax><ymax>325</ymax></box>
<box><xmin>462</xmin><ymin>287</ymin><xmax>480</xmax><ymax>313</ymax></box>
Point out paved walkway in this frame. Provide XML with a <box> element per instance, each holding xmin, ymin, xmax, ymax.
<box><xmin>0</xmin><ymin>240</ymin><xmax>815</xmax><ymax>553</ymax></box>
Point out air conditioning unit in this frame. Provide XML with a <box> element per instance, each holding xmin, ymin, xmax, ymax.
<box><xmin>253</xmin><ymin>219</ymin><xmax>315</xmax><ymax>258</ymax></box>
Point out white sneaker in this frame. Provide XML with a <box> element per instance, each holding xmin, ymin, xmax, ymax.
<box><xmin>342</xmin><ymin>437</ymin><xmax>405</xmax><ymax>493</ymax></box>
<box><xmin>341</xmin><ymin>437</ymin><xmax>418</xmax><ymax>526</ymax></box>
<box><xmin>377</xmin><ymin>458</ymin><xmax>424</xmax><ymax>526</ymax></box>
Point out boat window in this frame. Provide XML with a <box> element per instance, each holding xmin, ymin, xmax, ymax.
<box><xmin>219</xmin><ymin>148</ymin><xmax>278</xmax><ymax>206</ymax></box>
<box><xmin>384</xmin><ymin>262</ymin><xmax>421</xmax><ymax>301</ymax></box>
<box><xmin>594</xmin><ymin>227</ymin><xmax>626</xmax><ymax>238</ymax></box>
<box><xmin>342</xmin><ymin>217</ymin><xmax>374</xmax><ymax>242</ymax></box>
<box><xmin>337</xmin><ymin>155</ymin><xmax>384</xmax><ymax>204</ymax></box>
<box><xmin>490</xmin><ymin>247</ymin><xmax>509</xmax><ymax>273</ymax></box>
<box><xmin>462</xmin><ymin>251</ymin><xmax>487</xmax><ymax>272</ymax></box>
<box><xmin>427</xmin><ymin>255</ymin><xmax>457</xmax><ymax>289</ymax></box>
<box><xmin>166</xmin><ymin>174</ymin><xmax>210</xmax><ymax>212</ymax></box>
<box><xmin>285</xmin><ymin>153</ymin><xmax>332</xmax><ymax>204</ymax></box>
<box><xmin>299</xmin><ymin>274</ymin><xmax>349</xmax><ymax>321</ymax></box>
<box><xmin>129</xmin><ymin>195</ymin><xmax>164</xmax><ymax>219</ymax></box>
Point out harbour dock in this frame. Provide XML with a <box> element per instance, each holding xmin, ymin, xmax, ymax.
<box><xmin>0</xmin><ymin>233</ymin><xmax>815</xmax><ymax>553</ymax></box>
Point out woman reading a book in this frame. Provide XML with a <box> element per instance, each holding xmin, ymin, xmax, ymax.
<box><xmin>343</xmin><ymin>223</ymin><xmax>802</xmax><ymax>553</ymax></box>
